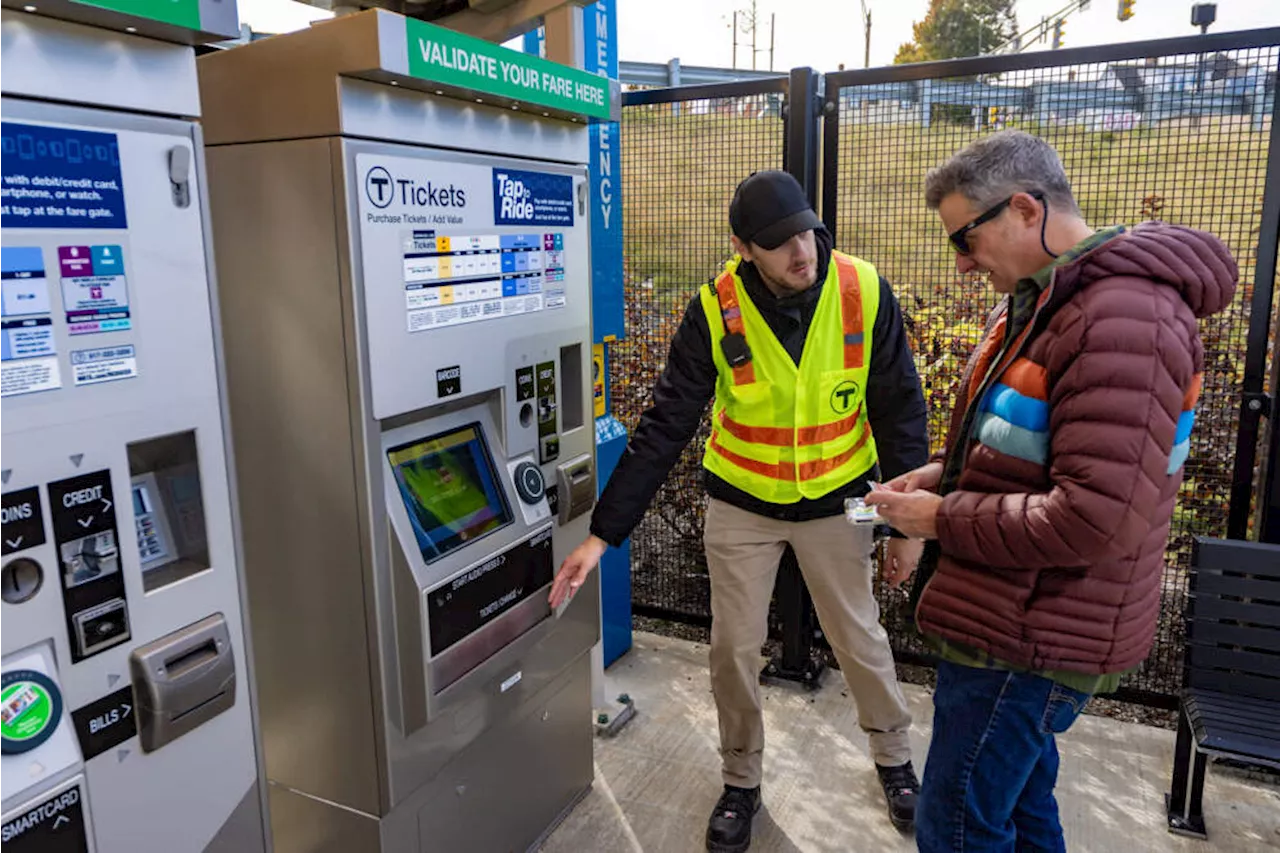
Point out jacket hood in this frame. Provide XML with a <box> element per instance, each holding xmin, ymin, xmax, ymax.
<box><xmin>1058</xmin><ymin>221</ymin><xmax>1238</xmax><ymax>319</ymax></box>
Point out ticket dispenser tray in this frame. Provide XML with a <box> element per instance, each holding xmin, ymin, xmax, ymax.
<box><xmin>129</xmin><ymin>614</ymin><xmax>236</xmax><ymax>753</ymax></box>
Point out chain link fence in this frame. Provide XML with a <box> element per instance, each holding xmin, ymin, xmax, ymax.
<box><xmin>616</xmin><ymin>30</ymin><xmax>1280</xmax><ymax>707</ymax></box>
<box><xmin>614</xmin><ymin>81</ymin><xmax>786</xmax><ymax>626</ymax></box>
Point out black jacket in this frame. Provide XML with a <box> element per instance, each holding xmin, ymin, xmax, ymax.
<box><xmin>590</xmin><ymin>229</ymin><xmax>929</xmax><ymax>547</ymax></box>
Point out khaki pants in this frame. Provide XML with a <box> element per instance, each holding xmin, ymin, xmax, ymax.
<box><xmin>704</xmin><ymin>497</ymin><xmax>913</xmax><ymax>788</ymax></box>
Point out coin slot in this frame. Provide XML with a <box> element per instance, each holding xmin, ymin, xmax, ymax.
<box><xmin>1</xmin><ymin>557</ymin><xmax>43</xmax><ymax>604</ymax></box>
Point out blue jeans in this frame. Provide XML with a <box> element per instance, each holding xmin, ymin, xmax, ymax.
<box><xmin>917</xmin><ymin>661</ymin><xmax>1090</xmax><ymax>852</ymax></box>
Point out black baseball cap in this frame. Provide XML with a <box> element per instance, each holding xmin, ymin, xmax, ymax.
<box><xmin>729</xmin><ymin>170</ymin><xmax>824</xmax><ymax>250</ymax></box>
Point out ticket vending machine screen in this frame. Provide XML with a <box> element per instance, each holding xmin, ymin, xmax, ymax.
<box><xmin>388</xmin><ymin>424</ymin><xmax>513</xmax><ymax>564</ymax></box>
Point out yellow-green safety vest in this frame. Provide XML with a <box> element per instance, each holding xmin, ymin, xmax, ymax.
<box><xmin>700</xmin><ymin>250</ymin><xmax>881</xmax><ymax>503</ymax></box>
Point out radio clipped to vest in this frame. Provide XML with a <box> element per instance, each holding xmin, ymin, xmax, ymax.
<box><xmin>712</xmin><ymin>277</ymin><xmax>756</xmax><ymax>383</ymax></box>
<box><xmin>712</xmin><ymin>279</ymin><xmax>754</xmax><ymax>369</ymax></box>
<box><xmin>721</xmin><ymin>332</ymin><xmax>752</xmax><ymax>369</ymax></box>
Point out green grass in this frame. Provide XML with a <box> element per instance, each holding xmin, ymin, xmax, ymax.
<box><xmin>621</xmin><ymin>113</ymin><xmax>1270</xmax><ymax>301</ymax></box>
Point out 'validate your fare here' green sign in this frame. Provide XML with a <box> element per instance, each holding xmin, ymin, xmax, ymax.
<box><xmin>406</xmin><ymin>20</ymin><xmax>611</xmax><ymax>120</ymax></box>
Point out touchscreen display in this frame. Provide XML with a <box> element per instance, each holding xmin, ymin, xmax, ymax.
<box><xmin>388</xmin><ymin>423</ymin><xmax>513</xmax><ymax>564</ymax></box>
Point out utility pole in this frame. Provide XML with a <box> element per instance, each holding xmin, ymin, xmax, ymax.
<box><xmin>1190</xmin><ymin>3</ymin><xmax>1216</xmax><ymax>128</ymax></box>
<box><xmin>751</xmin><ymin>0</ymin><xmax>758</xmax><ymax>70</ymax></box>
<box><xmin>990</xmin><ymin>0</ymin><xmax>1091</xmax><ymax>55</ymax></box>
<box><xmin>860</xmin><ymin>0</ymin><xmax>872</xmax><ymax>67</ymax></box>
<box><xmin>769</xmin><ymin>12</ymin><xmax>776</xmax><ymax>71</ymax></box>
<box><xmin>732</xmin><ymin>10</ymin><xmax>738</xmax><ymax>68</ymax></box>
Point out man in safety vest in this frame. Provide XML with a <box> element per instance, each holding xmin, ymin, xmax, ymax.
<box><xmin>549</xmin><ymin>170</ymin><xmax>929</xmax><ymax>851</ymax></box>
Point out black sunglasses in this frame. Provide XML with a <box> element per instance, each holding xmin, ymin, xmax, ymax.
<box><xmin>948</xmin><ymin>191</ymin><xmax>1045</xmax><ymax>255</ymax></box>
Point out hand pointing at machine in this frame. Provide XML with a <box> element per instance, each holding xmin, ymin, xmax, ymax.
<box><xmin>549</xmin><ymin>534</ymin><xmax>606</xmax><ymax>608</ymax></box>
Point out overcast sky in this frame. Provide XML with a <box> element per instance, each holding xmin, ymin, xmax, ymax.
<box><xmin>240</xmin><ymin>0</ymin><xmax>1279</xmax><ymax>71</ymax></box>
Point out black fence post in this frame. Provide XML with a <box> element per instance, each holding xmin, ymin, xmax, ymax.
<box><xmin>763</xmin><ymin>67</ymin><xmax>828</xmax><ymax>691</ymax></box>
<box><xmin>762</xmin><ymin>548</ymin><xmax>825</xmax><ymax>688</ymax></box>
<box><xmin>821</xmin><ymin>80</ymin><xmax>841</xmax><ymax>238</ymax></box>
<box><xmin>785</xmin><ymin>67</ymin><xmax>821</xmax><ymax>204</ymax></box>
<box><xmin>1229</xmin><ymin>64</ymin><xmax>1280</xmax><ymax>542</ymax></box>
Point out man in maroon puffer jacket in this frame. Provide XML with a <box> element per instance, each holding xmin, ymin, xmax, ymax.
<box><xmin>866</xmin><ymin>130</ymin><xmax>1237</xmax><ymax>852</ymax></box>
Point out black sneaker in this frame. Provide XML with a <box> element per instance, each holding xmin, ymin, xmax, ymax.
<box><xmin>706</xmin><ymin>785</ymin><xmax>761</xmax><ymax>853</ymax></box>
<box><xmin>876</xmin><ymin>762</ymin><xmax>919</xmax><ymax>832</ymax></box>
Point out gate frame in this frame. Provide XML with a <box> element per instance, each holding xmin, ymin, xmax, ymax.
<box><xmin>621</xmin><ymin>73</ymin><xmax>789</xmax><ymax>636</ymax></box>
<box><xmin>619</xmin><ymin>71</ymin><xmax>834</xmax><ymax>687</ymax></box>
<box><xmin>618</xmin><ymin>28</ymin><xmax>1280</xmax><ymax>707</ymax></box>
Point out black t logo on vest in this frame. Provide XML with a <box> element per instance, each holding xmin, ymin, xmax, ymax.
<box><xmin>830</xmin><ymin>380</ymin><xmax>860</xmax><ymax>414</ymax></box>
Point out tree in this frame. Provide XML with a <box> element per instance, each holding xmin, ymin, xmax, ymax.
<box><xmin>894</xmin><ymin>0</ymin><xmax>1018</xmax><ymax>64</ymax></box>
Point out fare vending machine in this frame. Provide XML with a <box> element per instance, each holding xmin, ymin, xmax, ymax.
<box><xmin>0</xmin><ymin>2</ymin><xmax>266</xmax><ymax>852</ymax></box>
<box><xmin>197</xmin><ymin>10</ymin><xmax>618</xmax><ymax>853</ymax></box>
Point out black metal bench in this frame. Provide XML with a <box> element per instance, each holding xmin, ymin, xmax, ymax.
<box><xmin>1166</xmin><ymin>537</ymin><xmax>1280</xmax><ymax>838</ymax></box>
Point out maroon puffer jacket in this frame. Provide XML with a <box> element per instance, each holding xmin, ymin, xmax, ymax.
<box><xmin>918</xmin><ymin>222</ymin><xmax>1238</xmax><ymax>674</ymax></box>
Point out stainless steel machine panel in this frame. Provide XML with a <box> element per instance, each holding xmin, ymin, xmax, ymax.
<box><xmin>0</xmin><ymin>11</ymin><xmax>201</xmax><ymax>118</ymax></box>
<box><xmin>381</xmin><ymin>402</ymin><xmax>575</xmax><ymax>727</ymax></box>
<box><xmin>0</xmin><ymin>91</ymin><xmax>263</xmax><ymax>852</ymax></box>
<box><xmin>205</xmin><ymin>127</ymin><xmax>601</xmax><ymax>840</ymax></box>
<box><xmin>200</xmin><ymin>15</ymin><xmax>601</xmax><ymax>847</ymax></box>
<box><xmin>350</xmin><ymin>142</ymin><xmax>590</xmax><ymax>422</ymax></box>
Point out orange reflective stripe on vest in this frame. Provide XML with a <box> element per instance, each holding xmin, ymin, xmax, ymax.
<box><xmin>717</xmin><ymin>405</ymin><xmax>867</xmax><ymax>448</ymax></box>
<box><xmin>714</xmin><ymin>271</ymin><xmax>756</xmax><ymax>386</ymax></box>
<box><xmin>837</xmin><ymin>255</ymin><xmax>866</xmax><ymax>369</ymax></box>
<box><xmin>708</xmin><ymin>428</ymin><xmax>874</xmax><ymax>483</ymax></box>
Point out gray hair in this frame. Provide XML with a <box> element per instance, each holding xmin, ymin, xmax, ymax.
<box><xmin>924</xmin><ymin>130</ymin><xmax>1080</xmax><ymax>215</ymax></box>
